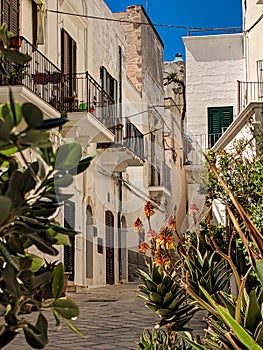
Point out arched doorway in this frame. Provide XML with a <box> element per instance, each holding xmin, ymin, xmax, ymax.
<box><xmin>105</xmin><ymin>210</ymin><xmax>114</xmax><ymax>284</ymax></box>
<box><xmin>86</xmin><ymin>205</ymin><xmax>93</xmax><ymax>279</ymax></box>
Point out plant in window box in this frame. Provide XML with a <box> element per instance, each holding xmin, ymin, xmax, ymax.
<box><xmin>48</xmin><ymin>72</ymin><xmax>65</xmax><ymax>84</ymax></box>
<box><xmin>7</xmin><ymin>63</ymin><xmax>27</xmax><ymax>85</ymax></box>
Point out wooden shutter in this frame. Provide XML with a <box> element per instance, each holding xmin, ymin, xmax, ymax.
<box><xmin>64</xmin><ymin>201</ymin><xmax>75</xmax><ymax>281</ymax></box>
<box><xmin>221</xmin><ymin>107</ymin><xmax>233</xmax><ymax>131</ymax></box>
<box><xmin>208</xmin><ymin>107</ymin><xmax>221</xmax><ymax>135</ymax></box>
<box><xmin>208</xmin><ymin>106</ymin><xmax>233</xmax><ymax>146</ymax></box>
<box><xmin>1</xmin><ymin>0</ymin><xmax>19</xmax><ymax>35</ymax></box>
<box><xmin>32</xmin><ymin>1</ymin><xmax>37</xmax><ymax>47</ymax></box>
<box><xmin>100</xmin><ymin>66</ymin><xmax>107</xmax><ymax>91</ymax></box>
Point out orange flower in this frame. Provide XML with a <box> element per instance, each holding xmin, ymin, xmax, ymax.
<box><xmin>156</xmin><ymin>226</ymin><xmax>175</xmax><ymax>250</ymax></box>
<box><xmin>134</xmin><ymin>218</ymin><xmax>143</xmax><ymax>233</ymax></box>
<box><xmin>167</xmin><ymin>217</ymin><xmax>176</xmax><ymax>230</ymax></box>
<box><xmin>139</xmin><ymin>241</ymin><xmax>149</xmax><ymax>253</ymax></box>
<box><xmin>143</xmin><ymin>201</ymin><xmax>155</xmax><ymax>218</ymax></box>
<box><xmin>154</xmin><ymin>254</ymin><xmax>170</xmax><ymax>268</ymax></box>
<box><xmin>147</xmin><ymin>229</ymin><xmax>157</xmax><ymax>240</ymax></box>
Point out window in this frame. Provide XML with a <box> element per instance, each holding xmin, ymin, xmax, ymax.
<box><xmin>1</xmin><ymin>0</ymin><xmax>19</xmax><ymax>35</ymax></box>
<box><xmin>208</xmin><ymin>106</ymin><xmax>233</xmax><ymax>146</ymax></box>
<box><xmin>100</xmin><ymin>66</ymin><xmax>118</xmax><ymax>103</ymax></box>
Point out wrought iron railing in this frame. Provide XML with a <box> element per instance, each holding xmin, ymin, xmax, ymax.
<box><xmin>237</xmin><ymin>81</ymin><xmax>263</xmax><ymax>114</ymax></box>
<box><xmin>183</xmin><ymin>133</ymin><xmax>226</xmax><ymax>165</ymax></box>
<box><xmin>122</xmin><ymin>121</ymin><xmax>144</xmax><ymax>159</ymax></box>
<box><xmin>150</xmin><ymin>160</ymin><xmax>171</xmax><ymax>191</ymax></box>
<box><xmin>1</xmin><ymin>36</ymin><xmax>116</xmax><ymax>125</ymax></box>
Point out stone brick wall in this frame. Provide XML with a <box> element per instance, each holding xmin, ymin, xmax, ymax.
<box><xmin>128</xmin><ymin>250</ymin><xmax>148</xmax><ymax>281</ymax></box>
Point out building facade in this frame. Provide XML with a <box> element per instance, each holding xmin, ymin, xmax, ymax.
<box><xmin>0</xmin><ymin>0</ymin><xmax>186</xmax><ymax>288</ymax></box>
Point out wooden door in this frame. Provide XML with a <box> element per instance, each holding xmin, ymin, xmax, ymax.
<box><xmin>105</xmin><ymin>211</ymin><xmax>114</xmax><ymax>284</ymax></box>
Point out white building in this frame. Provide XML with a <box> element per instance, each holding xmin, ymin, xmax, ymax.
<box><xmin>182</xmin><ymin>0</ymin><xmax>263</xmax><ymax>224</ymax></box>
<box><xmin>0</xmin><ymin>0</ymin><xmax>179</xmax><ymax>288</ymax></box>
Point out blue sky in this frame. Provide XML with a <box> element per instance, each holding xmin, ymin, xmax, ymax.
<box><xmin>104</xmin><ymin>0</ymin><xmax>243</xmax><ymax>61</ymax></box>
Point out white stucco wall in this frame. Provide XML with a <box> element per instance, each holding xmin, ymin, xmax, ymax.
<box><xmin>183</xmin><ymin>34</ymin><xmax>245</xmax><ymax>137</ymax></box>
<box><xmin>244</xmin><ymin>1</ymin><xmax>263</xmax><ymax>81</ymax></box>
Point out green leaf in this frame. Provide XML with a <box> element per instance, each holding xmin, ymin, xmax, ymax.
<box><xmin>1</xmin><ymin>101</ymin><xmax>23</xmax><ymax>127</ymax></box>
<box><xmin>217</xmin><ymin>304</ymin><xmax>263</xmax><ymax>350</ymax></box>
<box><xmin>27</xmin><ymin>254</ymin><xmax>43</xmax><ymax>273</ymax></box>
<box><xmin>1</xmin><ymin>48</ymin><xmax>31</xmax><ymax>64</ymax></box>
<box><xmin>200</xmin><ymin>286</ymin><xmax>263</xmax><ymax>350</ymax></box>
<box><xmin>54</xmin><ymin>173</ymin><xmax>74</xmax><ymax>187</ymax></box>
<box><xmin>52</xmin><ymin>263</ymin><xmax>65</xmax><ymax>299</ymax></box>
<box><xmin>30</xmin><ymin>272</ymin><xmax>53</xmax><ymax>293</ymax></box>
<box><xmin>52</xmin><ymin>297</ymin><xmax>79</xmax><ymax>319</ymax></box>
<box><xmin>37</xmin><ymin>118</ymin><xmax>68</xmax><ymax>130</ymax></box>
<box><xmin>35</xmin><ymin>313</ymin><xmax>48</xmax><ymax>345</ymax></box>
<box><xmin>0</xmin><ymin>120</ymin><xmax>11</xmax><ymax>141</ymax></box>
<box><xmin>22</xmin><ymin>103</ymin><xmax>43</xmax><ymax>129</ymax></box>
<box><xmin>68</xmin><ymin>153</ymin><xmax>96</xmax><ymax>175</ymax></box>
<box><xmin>0</xmin><ymin>195</ymin><xmax>12</xmax><ymax>225</ymax></box>
<box><xmin>23</xmin><ymin>325</ymin><xmax>47</xmax><ymax>349</ymax></box>
<box><xmin>183</xmin><ymin>337</ymin><xmax>207</xmax><ymax>350</ymax></box>
<box><xmin>53</xmin><ymin>311</ymin><xmax>87</xmax><ymax>338</ymax></box>
<box><xmin>55</xmin><ymin>233</ymin><xmax>71</xmax><ymax>246</ymax></box>
<box><xmin>19</xmin><ymin>130</ymin><xmax>50</xmax><ymax>147</ymax></box>
<box><xmin>245</xmin><ymin>289</ymin><xmax>262</xmax><ymax>333</ymax></box>
<box><xmin>55</xmin><ymin>143</ymin><xmax>82</xmax><ymax>171</ymax></box>
<box><xmin>0</xmin><ymin>327</ymin><xmax>17</xmax><ymax>348</ymax></box>
<box><xmin>255</xmin><ymin>260</ymin><xmax>263</xmax><ymax>287</ymax></box>
<box><xmin>27</xmin><ymin>233</ymin><xmax>58</xmax><ymax>256</ymax></box>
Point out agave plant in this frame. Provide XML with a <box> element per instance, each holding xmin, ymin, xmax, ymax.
<box><xmin>137</xmin><ymin>264</ymin><xmax>199</xmax><ymax>331</ymax></box>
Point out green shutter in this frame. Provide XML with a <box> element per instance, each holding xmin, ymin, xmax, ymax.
<box><xmin>208</xmin><ymin>108</ymin><xmax>221</xmax><ymax>134</ymax></box>
<box><xmin>100</xmin><ymin>66</ymin><xmax>107</xmax><ymax>91</ymax></box>
<box><xmin>208</xmin><ymin>106</ymin><xmax>233</xmax><ymax>147</ymax></box>
<box><xmin>221</xmin><ymin>107</ymin><xmax>233</xmax><ymax>131</ymax></box>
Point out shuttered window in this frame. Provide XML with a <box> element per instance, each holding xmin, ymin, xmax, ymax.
<box><xmin>100</xmin><ymin>66</ymin><xmax>118</xmax><ymax>103</ymax></box>
<box><xmin>208</xmin><ymin>106</ymin><xmax>233</xmax><ymax>146</ymax></box>
<box><xmin>61</xmin><ymin>29</ymin><xmax>77</xmax><ymax>93</ymax></box>
<box><xmin>1</xmin><ymin>0</ymin><xmax>19</xmax><ymax>35</ymax></box>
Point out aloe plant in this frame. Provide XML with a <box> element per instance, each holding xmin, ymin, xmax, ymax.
<box><xmin>138</xmin><ymin>264</ymin><xmax>198</xmax><ymax>331</ymax></box>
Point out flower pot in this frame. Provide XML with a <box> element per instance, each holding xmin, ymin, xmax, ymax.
<box><xmin>9</xmin><ymin>36</ymin><xmax>22</xmax><ymax>49</ymax></box>
<box><xmin>33</xmin><ymin>73</ymin><xmax>48</xmax><ymax>85</ymax></box>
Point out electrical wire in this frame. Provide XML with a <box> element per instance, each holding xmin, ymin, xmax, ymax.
<box><xmin>47</xmin><ymin>9</ymin><xmax>242</xmax><ymax>32</ymax></box>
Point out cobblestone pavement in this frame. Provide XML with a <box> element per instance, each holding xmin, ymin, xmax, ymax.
<box><xmin>6</xmin><ymin>282</ymin><xmax>206</xmax><ymax>350</ymax></box>
<box><xmin>6</xmin><ymin>282</ymin><xmax>155</xmax><ymax>350</ymax></box>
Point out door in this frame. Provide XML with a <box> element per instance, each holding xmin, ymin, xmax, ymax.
<box><xmin>61</xmin><ymin>29</ymin><xmax>77</xmax><ymax>111</ymax></box>
<box><xmin>86</xmin><ymin>205</ymin><xmax>93</xmax><ymax>279</ymax></box>
<box><xmin>105</xmin><ymin>210</ymin><xmax>114</xmax><ymax>284</ymax></box>
<box><xmin>64</xmin><ymin>201</ymin><xmax>75</xmax><ymax>281</ymax></box>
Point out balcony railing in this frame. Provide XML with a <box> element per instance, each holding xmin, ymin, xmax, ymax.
<box><xmin>150</xmin><ymin>161</ymin><xmax>171</xmax><ymax>191</ymax></box>
<box><xmin>238</xmin><ymin>81</ymin><xmax>263</xmax><ymax>114</ymax></box>
<box><xmin>1</xmin><ymin>36</ymin><xmax>116</xmax><ymax>127</ymax></box>
<box><xmin>122</xmin><ymin>121</ymin><xmax>144</xmax><ymax>159</ymax></box>
<box><xmin>184</xmin><ymin>133</ymin><xmax>225</xmax><ymax>165</ymax></box>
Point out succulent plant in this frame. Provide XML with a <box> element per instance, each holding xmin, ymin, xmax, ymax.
<box><xmin>138</xmin><ymin>264</ymin><xmax>198</xmax><ymax>331</ymax></box>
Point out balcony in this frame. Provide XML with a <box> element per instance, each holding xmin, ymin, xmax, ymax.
<box><xmin>0</xmin><ymin>36</ymin><xmax>115</xmax><ymax>143</ymax></box>
<box><xmin>183</xmin><ymin>133</ymin><xmax>226</xmax><ymax>166</ymax></box>
<box><xmin>96</xmin><ymin>121</ymin><xmax>144</xmax><ymax>171</ymax></box>
<box><xmin>238</xmin><ymin>81</ymin><xmax>263</xmax><ymax>114</ymax></box>
<box><xmin>148</xmin><ymin>161</ymin><xmax>171</xmax><ymax>200</ymax></box>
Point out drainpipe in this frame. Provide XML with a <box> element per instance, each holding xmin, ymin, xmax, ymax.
<box><xmin>118</xmin><ymin>172</ymin><xmax>123</xmax><ymax>282</ymax></box>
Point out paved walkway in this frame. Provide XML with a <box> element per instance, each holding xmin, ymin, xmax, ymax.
<box><xmin>6</xmin><ymin>282</ymin><xmax>206</xmax><ymax>349</ymax></box>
